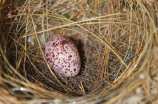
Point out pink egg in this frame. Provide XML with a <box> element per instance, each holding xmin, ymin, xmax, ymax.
<box><xmin>44</xmin><ymin>37</ymin><xmax>81</xmax><ymax>77</ymax></box>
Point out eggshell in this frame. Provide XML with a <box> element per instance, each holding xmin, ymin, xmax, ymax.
<box><xmin>44</xmin><ymin>37</ymin><xmax>81</xmax><ymax>77</ymax></box>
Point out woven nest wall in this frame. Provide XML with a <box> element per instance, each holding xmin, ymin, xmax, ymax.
<box><xmin>0</xmin><ymin>0</ymin><xmax>158</xmax><ymax>104</ymax></box>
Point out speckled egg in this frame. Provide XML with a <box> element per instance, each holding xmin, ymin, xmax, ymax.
<box><xmin>44</xmin><ymin>37</ymin><xmax>81</xmax><ymax>77</ymax></box>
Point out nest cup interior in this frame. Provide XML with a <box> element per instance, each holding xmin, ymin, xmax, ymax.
<box><xmin>0</xmin><ymin>0</ymin><xmax>156</xmax><ymax>103</ymax></box>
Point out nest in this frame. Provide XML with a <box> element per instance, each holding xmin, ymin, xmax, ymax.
<box><xmin>0</xmin><ymin>0</ymin><xmax>158</xmax><ymax>104</ymax></box>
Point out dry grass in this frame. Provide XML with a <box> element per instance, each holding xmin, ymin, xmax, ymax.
<box><xmin>0</xmin><ymin>0</ymin><xmax>157</xmax><ymax>104</ymax></box>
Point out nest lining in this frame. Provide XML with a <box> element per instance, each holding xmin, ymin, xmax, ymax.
<box><xmin>0</xmin><ymin>0</ymin><xmax>157</xmax><ymax>104</ymax></box>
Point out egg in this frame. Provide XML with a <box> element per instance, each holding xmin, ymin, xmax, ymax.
<box><xmin>44</xmin><ymin>37</ymin><xmax>81</xmax><ymax>77</ymax></box>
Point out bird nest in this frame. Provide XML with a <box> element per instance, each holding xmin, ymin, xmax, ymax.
<box><xmin>0</xmin><ymin>0</ymin><xmax>158</xmax><ymax>104</ymax></box>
